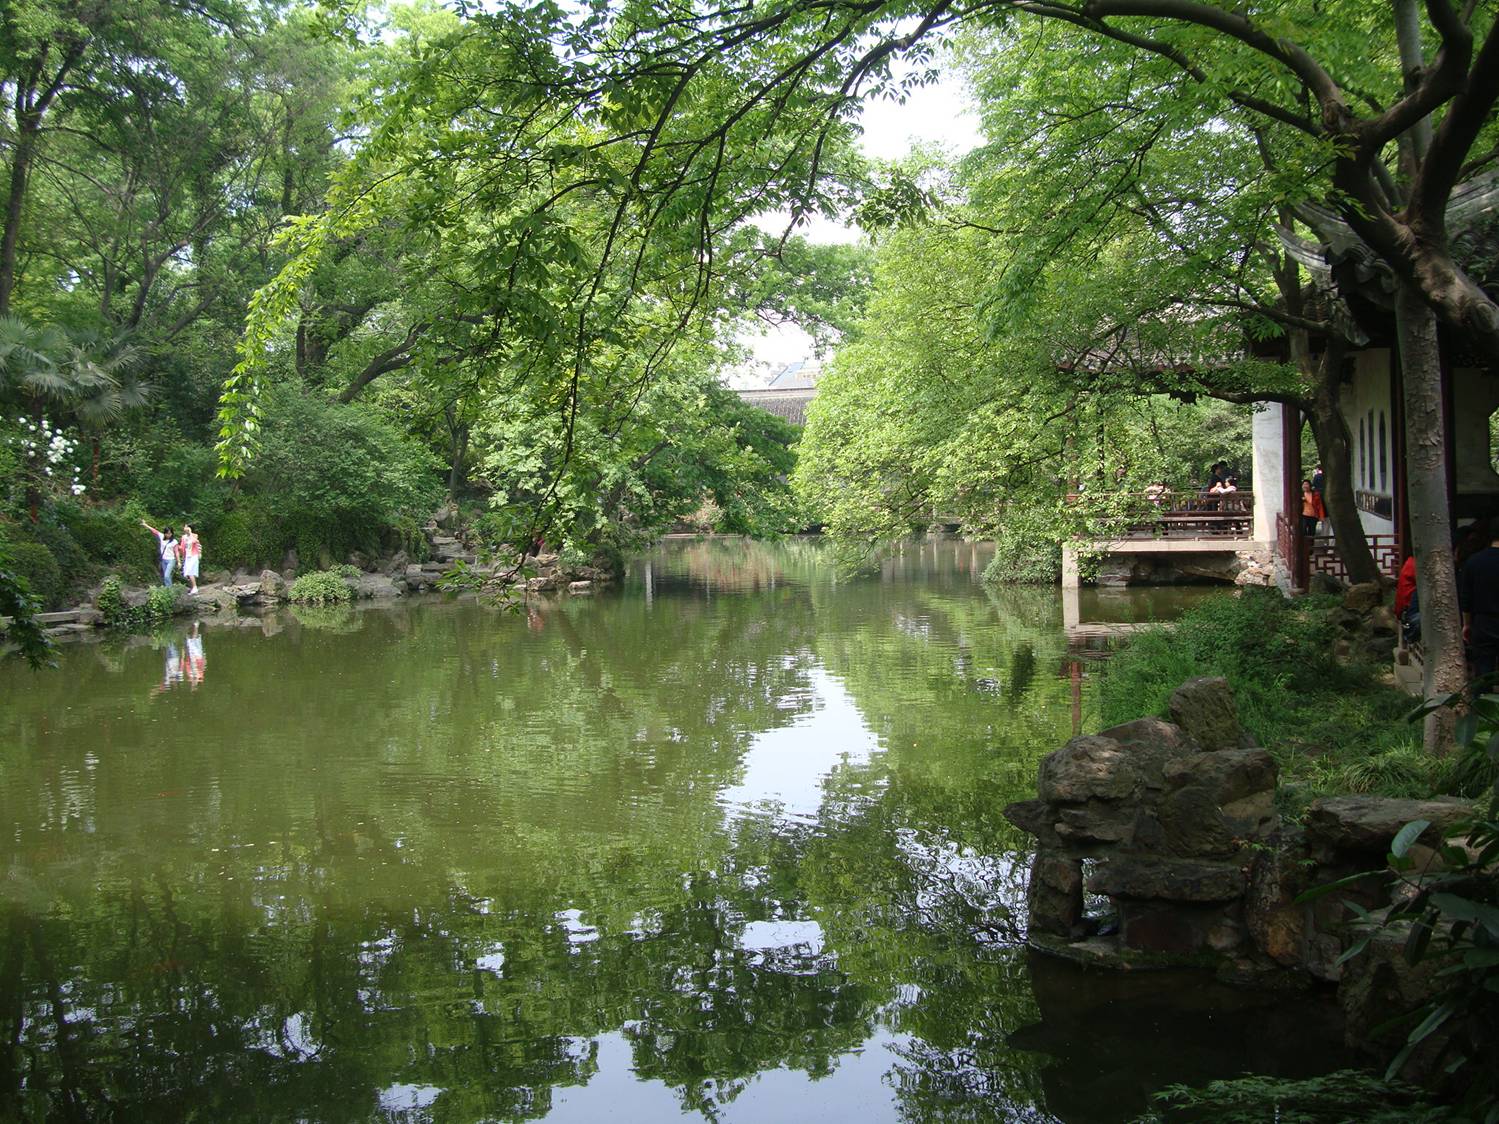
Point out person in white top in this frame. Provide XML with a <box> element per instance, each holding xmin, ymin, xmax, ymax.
<box><xmin>141</xmin><ymin>520</ymin><xmax>178</xmax><ymax>587</ymax></box>
<box><xmin>178</xmin><ymin>524</ymin><xmax>203</xmax><ymax>594</ymax></box>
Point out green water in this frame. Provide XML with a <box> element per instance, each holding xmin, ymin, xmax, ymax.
<box><xmin>0</xmin><ymin>539</ymin><xmax>1343</xmax><ymax>1122</ymax></box>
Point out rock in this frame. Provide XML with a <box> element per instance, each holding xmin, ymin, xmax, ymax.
<box><xmin>1037</xmin><ymin>735</ymin><xmax>1139</xmax><ymax>804</ymax></box>
<box><xmin>1305</xmin><ymin>796</ymin><xmax>1474</xmax><ymax>857</ymax></box>
<box><xmin>568</xmin><ymin>580</ymin><xmax>593</xmax><ymax>594</ymax></box>
<box><xmin>1246</xmin><ymin>828</ymin><xmax>1310</xmax><ymax>967</ymax></box>
<box><xmin>1343</xmin><ymin>582</ymin><xmax>1383</xmax><ymax>612</ymax></box>
<box><xmin>356</xmin><ymin>573</ymin><xmax>402</xmax><ymax>600</ymax></box>
<box><xmin>1055</xmin><ymin>800</ymin><xmax>1138</xmax><ymax>847</ymax></box>
<box><xmin>1368</xmin><ymin>605</ymin><xmax>1398</xmax><ymax>636</ymax></box>
<box><xmin>280</xmin><ymin>549</ymin><xmax>299</xmax><ymax>577</ymax></box>
<box><xmin>1088</xmin><ymin>855</ymin><xmax>1248</xmax><ymax>902</ymax></box>
<box><xmin>1338</xmin><ymin>911</ymin><xmax>1448</xmax><ymax>1073</ymax></box>
<box><xmin>1114</xmin><ymin>899</ymin><xmax>1238</xmax><ymax>956</ymax></box>
<box><xmin>1096</xmin><ymin>717</ymin><xmax>1201</xmax><ymax>785</ymax></box>
<box><xmin>1307</xmin><ymin>572</ymin><xmax>1344</xmax><ymax>595</ymax></box>
<box><xmin>433</xmin><ymin>503</ymin><xmax>462</xmax><ymax>531</ymax></box>
<box><xmin>1155</xmin><ymin>784</ymin><xmax>1240</xmax><ymax>857</ymax></box>
<box><xmin>1027</xmin><ymin>850</ymin><xmax>1085</xmax><ymax>938</ymax></box>
<box><xmin>258</xmin><ymin>569</ymin><xmax>288</xmax><ymax>601</ymax></box>
<box><xmin>225</xmin><ymin>583</ymin><xmax>260</xmax><ymax>605</ymax></box>
<box><xmin>1003</xmin><ymin>799</ymin><xmax>1060</xmax><ymax>847</ymax></box>
<box><xmin>1167</xmin><ymin>676</ymin><xmax>1243</xmax><ymax>752</ymax></box>
<box><xmin>1330</xmin><ymin>607</ymin><xmax>1364</xmax><ymax>632</ymax></box>
<box><xmin>1164</xmin><ymin>748</ymin><xmax>1276</xmax><ymax>805</ymax></box>
<box><xmin>190</xmin><ymin>586</ymin><xmax>240</xmax><ymax>614</ymax></box>
<box><xmin>1361</xmin><ymin>634</ymin><xmax>1396</xmax><ymax>660</ymax></box>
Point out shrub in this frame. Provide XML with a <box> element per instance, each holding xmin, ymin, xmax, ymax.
<box><xmin>0</xmin><ymin>542</ymin><xmax>51</xmax><ymax>667</ymax></box>
<box><xmin>144</xmin><ymin>584</ymin><xmax>183</xmax><ymax>624</ymax></box>
<box><xmin>289</xmin><ymin>569</ymin><xmax>354</xmax><ymax>605</ymax></box>
<box><xmin>128</xmin><ymin>440</ymin><xmax>232</xmax><ymax>532</ymax></box>
<box><xmin>245</xmin><ymin>387</ymin><xmax>441</xmax><ymax>562</ymax></box>
<box><xmin>8</xmin><ymin>541</ymin><xmax>64</xmax><ymax>608</ymax></box>
<box><xmin>209</xmin><ymin>507</ymin><xmax>275</xmax><ymax>572</ymax></box>
<box><xmin>57</xmin><ymin>501</ymin><xmax>156</xmax><ymax>581</ymax></box>
<box><xmin>1101</xmin><ymin>589</ymin><xmax>1422</xmax><ymax>802</ymax></box>
<box><xmin>983</xmin><ymin>519</ymin><xmax>1062</xmax><ymax>585</ymax></box>
<box><xmin>96</xmin><ymin>575</ymin><xmax>182</xmax><ymax>631</ymax></box>
<box><xmin>96</xmin><ymin>575</ymin><xmax>128</xmax><ymax>628</ymax></box>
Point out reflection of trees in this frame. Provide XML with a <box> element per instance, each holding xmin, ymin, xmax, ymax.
<box><xmin>0</xmin><ymin>542</ymin><xmax>1343</xmax><ymax>1121</ymax></box>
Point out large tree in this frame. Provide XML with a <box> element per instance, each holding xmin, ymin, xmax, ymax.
<box><xmin>221</xmin><ymin>0</ymin><xmax>1493</xmax><ymax>743</ymax></box>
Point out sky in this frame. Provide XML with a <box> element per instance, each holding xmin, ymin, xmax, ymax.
<box><xmin>734</xmin><ymin>71</ymin><xmax>984</xmax><ymax>382</ymax></box>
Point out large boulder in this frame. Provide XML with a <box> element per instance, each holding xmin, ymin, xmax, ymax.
<box><xmin>1038</xmin><ymin>735</ymin><xmax>1139</xmax><ymax>804</ymax></box>
<box><xmin>1163</xmin><ymin>747</ymin><xmax>1275</xmax><ymax>801</ymax></box>
<box><xmin>1305</xmin><ymin>796</ymin><xmax>1475</xmax><ymax>858</ymax></box>
<box><xmin>1027</xmin><ymin>850</ymin><xmax>1085</xmax><ymax>938</ymax></box>
<box><xmin>1088</xmin><ymin>855</ymin><xmax>1248</xmax><ymax>903</ymax></box>
<box><xmin>1163</xmin><ymin>748</ymin><xmax>1278</xmax><ymax>841</ymax></box>
<box><xmin>1245</xmin><ymin>827</ymin><xmax>1311</xmax><ymax>967</ymax></box>
<box><xmin>355</xmin><ymin>573</ymin><xmax>402</xmax><ymax>600</ymax></box>
<box><xmin>1343</xmin><ymin>582</ymin><xmax>1383</xmax><ymax>612</ymax></box>
<box><xmin>1003</xmin><ymin>799</ymin><xmax>1061</xmax><ymax>848</ymax></box>
<box><xmin>258</xmin><ymin>569</ymin><xmax>288</xmax><ymax>601</ymax></box>
<box><xmin>1167</xmin><ymin>676</ymin><xmax>1245</xmax><ymax>752</ymax></box>
<box><xmin>1113</xmin><ymin>899</ymin><xmax>1246</xmax><ymax>956</ymax></box>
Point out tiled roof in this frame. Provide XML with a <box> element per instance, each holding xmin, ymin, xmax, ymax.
<box><xmin>736</xmin><ymin>387</ymin><xmax>816</xmax><ymax>427</ymax></box>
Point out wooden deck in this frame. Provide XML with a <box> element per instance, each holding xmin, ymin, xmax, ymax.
<box><xmin>1062</xmin><ymin>491</ymin><xmax>1263</xmax><ymax>587</ymax></box>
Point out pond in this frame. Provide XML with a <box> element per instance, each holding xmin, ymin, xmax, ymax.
<box><xmin>0</xmin><ymin>538</ymin><xmax>1347</xmax><ymax>1122</ymax></box>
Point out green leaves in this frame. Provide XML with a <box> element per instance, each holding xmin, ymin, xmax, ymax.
<box><xmin>1390</xmin><ymin>818</ymin><xmax>1432</xmax><ymax>859</ymax></box>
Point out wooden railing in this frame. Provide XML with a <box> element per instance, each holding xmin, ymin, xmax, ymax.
<box><xmin>1278</xmin><ymin>511</ymin><xmax>1401</xmax><ymax>588</ymax></box>
<box><xmin>1068</xmin><ymin>490</ymin><xmax>1255</xmax><ymax>540</ymax></box>
<box><xmin>1310</xmin><ymin>532</ymin><xmax>1401</xmax><ymax>580</ymax></box>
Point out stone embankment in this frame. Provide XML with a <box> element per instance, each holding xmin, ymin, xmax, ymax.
<box><xmin>1005</xmin><ymin>676</ymin><xmax>1475</xmax><ymax>1060</ymax></box>
<box><xmin>7</xmin><ymin>508</ymin><xmax>613</xmax><ymax>639</ymax></box>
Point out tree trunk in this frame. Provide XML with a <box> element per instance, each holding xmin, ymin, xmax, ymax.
<box><xmin>1396</xmin><ymin>284</ymin><xmax>1464</xmax><ymax>754</ymax></box>
<box><xmin>1304</xmin><ymin>342</ymin><xmax>1382</xmax><ymax>585</ymax></box>
<box><xmin>447</xmin><ymin>417</ymin><xmax>469</xmax><ymax>500</ymax></box>
<box><xmin>0</xmin><ymin>128</ymin><xmax>36</xmax><ymax>317</ymax></box>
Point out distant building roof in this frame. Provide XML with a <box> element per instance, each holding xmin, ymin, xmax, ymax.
<box><xmin>736</xmin><ymin>387</ymin><xmax>817</xmax><ymax>427</ymax></box>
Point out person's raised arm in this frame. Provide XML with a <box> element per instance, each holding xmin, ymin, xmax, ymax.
<box><xmin>141</xmin><ymin>519</ymin><xmax>161</xmax><ymax>538</ymax></box>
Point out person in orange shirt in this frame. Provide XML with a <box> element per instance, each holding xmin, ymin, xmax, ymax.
<box><xmin>1300</xmin><ymin>479</ymin><xmax>1326</xmax><ymax>536</ymax></box>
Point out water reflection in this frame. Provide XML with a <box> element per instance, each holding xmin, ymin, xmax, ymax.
<box><xmin>0</xmin><ymin>539</ymin><xmax>1341</xmax><ymax>1122</ymax></box>
<box><xmin>148</xmin><ymin>620</ymin><xmax>207</xmax><ymax>696</ymax></box>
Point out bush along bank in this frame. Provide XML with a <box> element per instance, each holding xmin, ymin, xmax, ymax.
<box><xmin>1096</xmin><ymin>585</ymin><xmax>1493</xmax><ymax>807</ymax></box>
<box><xmin>1007</xmin><ymin>675</ymin><xmax>1497</xmax><ymax>1117</ymax></box>
<box><xmin>6</xmin><ymin>508</ymin><xmax>618</xmax><ymax>642</ymax></box>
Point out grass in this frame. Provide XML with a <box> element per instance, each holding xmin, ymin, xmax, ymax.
<box><xmin>1097</xmin><ymin>588</ymin><xmax>1450</xmax><ymax>811</ymax></box>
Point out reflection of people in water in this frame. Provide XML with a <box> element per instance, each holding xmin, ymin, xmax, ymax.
<box><xmin>184</xmin><ymin>622</ymin><xmax>206</xmax><ymax>688</ymax></box>
<box><xmin>150</xmin><ymin>624</ymin><xmax>206</xmax><ymax>695</ymax></box>
<box><xmin>150</xmin><ymin>641</ymin><xmax>183</xmax><ymax>698</ymax></box>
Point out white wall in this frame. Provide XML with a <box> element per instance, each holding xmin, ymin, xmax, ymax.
<box><xmin>1339</xmin><ymin>348</ymin><xmax>1396</xmax><ymax>535</ymax></box>
<box><xmin>1251</xmin><ymin>403</ymin><xmax>1286</xmax><ymax>543</ymax></box>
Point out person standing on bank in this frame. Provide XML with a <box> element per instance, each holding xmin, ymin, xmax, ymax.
<box><xmin>178</xmin><ymin>523</ymin><xmax>202</xmax><ymax>594</ymax></box>
<box><xmin>141</xmin><ymin>520</ymin><xmax>178</xmax><ymax>587</ymax></box>
<box><xmin>1459</xmin><ymin>518</ymin><xmax>1499</xmax><ymax>679</ymax></box>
